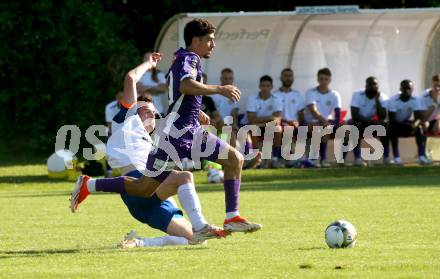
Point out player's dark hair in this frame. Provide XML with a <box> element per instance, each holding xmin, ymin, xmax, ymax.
<box><xmin>281</xmin><ymin>68</ymin><xmax>293</xmax><ymax>75</ymax></box>
<box><xmin>184</xmin><ymin>18</ymin><xmax>216</xmax><ymax>47</ymax></box>
<box><xmin>366</xmin><ymin>76</ymin><xmax>377</xmax><ymax>84</ymax></box>
<box><xmin>400</xmin><ymin>79</ymin><xmax>412</xmax><ymax>87</ymax></box>
<box><xmin>137</xmin><ymin>95</ymin><xmax>153</xmax><ymax>103</ymax></box>
<box><xmin>221</xmin><ymin>68</ymin><xmax>233</xmax><ymax>74</ymax></box>
<box><xmin>260</xmin><ymin>75</ymin><xmax>273</xmax><ymax>84</ymax></box>
<box><xmin>432</xmin><ymin>74</ymin><xmax>440</xmax><ymax>82</ymax></box>
<box><xmin>317</xmin><ymin>67</ymin><xmax>331</xmax><ymax>77</ymax></box>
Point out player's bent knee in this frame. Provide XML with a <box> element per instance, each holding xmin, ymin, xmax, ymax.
<box><xmin>181</xmin><ymin>171</ymin><xmax>194</xmax><ymax>184</ymax></box>
<box><xmin>229</xmin><ymin>149</ymin><xmax>244</xmax><ymax>168</ymax></box>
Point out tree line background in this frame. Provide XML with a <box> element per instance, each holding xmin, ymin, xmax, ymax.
<box><xmin>1</xmin><ymin>0</ymin><xmax>439</xmax><ymax>157</ymax></box>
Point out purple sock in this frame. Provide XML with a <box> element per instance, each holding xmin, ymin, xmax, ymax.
<box><xmin>418</xmin><ymin>143</ymin><xmax>426</xmax><ymax>157</ymax></box>
<box><xmin>319</xmin><ymin>142</ymin><xmax>327</xmax><ymax>161</ymax></box>
<box><xmin>224</xmin><ymin>179</ymin><xmax>240</xmax><ymax>213</ymax></box>
<box><xmin>96</xmin><ymin>177</ymin><xmax>126</xmax><ymax>194</ymax></box>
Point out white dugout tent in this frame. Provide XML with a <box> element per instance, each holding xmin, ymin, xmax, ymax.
<box><xmin>154</xmin><ymin>7</ymin><xmax>440</xmax><ymax>117</ymax></box>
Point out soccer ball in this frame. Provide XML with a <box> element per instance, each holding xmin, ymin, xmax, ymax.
<box><xmin>325</xmin><ymin>220</ymin><xmax>357</xmax><ymax>248</ymax></box>
<box><xmin>207</xmin><ymin>168</ymin><xmax>224</xmax><ymax>183</ymax></box>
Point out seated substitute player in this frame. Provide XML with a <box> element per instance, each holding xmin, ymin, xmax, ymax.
<box><xmin>303</xmin><ymin>68</ymin><xmax>341</xmax><ymax>167</ymax></box>
<box><xmin>72</xmin><ymin>18</ymin><xmax>261</xmax><ymax>233</ymax></box>
<box><xmin>387</xmin><ymin>80</ymin><xmax>424</xmax><ymax>165</ymax></box>
<box><xmin>348</xmin><ymin>76</ymin><xmax>389</xmax><ymax>166</ymax></box>
<box><xmin>273</xmin><ymin>68</ymin><xmax>305</xmax><ymax>167</ymax></box>
<box><xmin>211</xmin><ymin>68</ymin><xmax>240</xmax><ymax>144</ymax></box>
<box><xmin>212</xmin><ymin>68</ymin><xmax>261</xmax><ymax>169</ymax></box>
<box><xmin>418</xmin><ymin>73</ymin><xmax>440</xmax><ymax>164</ymax></box>
<box><xmin>247</xmin><ymin>75</ymin><xmax>283</xmax><ymax>168</ymax></box>
<box><xmin>71</xmin><ymin>53</ymin><xmax>227</xmax><ymax>245</ymax></box>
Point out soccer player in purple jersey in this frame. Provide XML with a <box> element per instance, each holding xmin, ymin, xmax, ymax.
<box><xmin>71</xmin><ymin>19</ymin><xmax>261</xmax><ymax>234</ymax></box>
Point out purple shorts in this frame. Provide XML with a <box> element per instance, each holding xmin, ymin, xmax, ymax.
<box><xmin>146</xmin><ymin>125</ymin><xmax>228</xmax><ymax>182</ymax></box>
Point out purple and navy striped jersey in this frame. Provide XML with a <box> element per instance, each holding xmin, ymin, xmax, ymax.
<box><xmin>167</xmin><ymin>48</ymin><xmax>203</xmax><ymax>129</ymax></box>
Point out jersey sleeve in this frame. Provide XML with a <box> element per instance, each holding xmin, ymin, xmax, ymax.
<box><xmin>305</xmin><ymin>90</ymin><xmax>316</xmax><ymax>106</ymax></box>
<box><xmin>179</xmin><ymin>54</ymin><xmax>199</xmax><ymax>81</ymax></box>
<box><xmin>419</xmin><ymin>96</ymin><xmax>430</xmax><ymax>111</ymax></box>
<box><xmin>298</xmin><ymin>93</ymin><xmax>305</xmax><ymax>110</ymax></box>
<box><xmin>334</xmin><ymin>92</ymin><xmax>342</xmax><ymax>109</ymax></box>
<box><xmin>351</xmin><ymin>92</ymin><xmax>360</xmax><ymax>108</ymax></box>
<box><xmin>247</xmin><ymin>95</ymin><xmax>257</xmax><ymax>112</ymax></box>
<box><xmin>387</xmin><ymin>97</ymin><xmax>397</xmax><ymax>112</ymax></box>
<box><xmin>274</xmin><ymin>96</ymin><xmax>283</xmax><ymax>113</ymax></box>
<box><xmin>413</xmin><ymin>97</ymin><xmax>423</xmax><ymax>111</ymax></box>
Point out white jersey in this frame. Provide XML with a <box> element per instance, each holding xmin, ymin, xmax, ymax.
<box><xmin>273</xmin><ymin>89</ymin><xmax>305</xmax><ymax>121</ymax></box>
<box><xmin>211</xmin><ymin>94</ymin><xmax>239</xmax><ymax>119</ymax></box>
<box><xmin>246</xmin><ymin>93</ymin><xmax>282</xmax><ymax>118</ymax></box>
<box><xmin>139</xmin><ymin>71</ymin><xmax>167</xmax><ymax>115</ymax></box>
<box><xmin>387</xmin><ymin>94</ymin><xmax>422</xmax><ymax>122</ymax></box>
<box><xmin>419</xmin><ymin>89</ymin><xmax>440</xmax><ymax>121</ymax></box>
<box><xmin>304</xmin><ymin>87</ymin><xmax>341</xmax><ymax>122</ymax></box>
<box><xmin>105</xmin><ymin>100</ymin><xmax>120</xmax><ymax>123</ymax></box>
<box><xmin>106</xmin><ymin>111</ymin><xmax>153</xmax><ymax>171</ymax></box>
<box><xmin>350</xmin><ymin>90</ymin><xmax>389</xmax><ymax>119</ymax></box>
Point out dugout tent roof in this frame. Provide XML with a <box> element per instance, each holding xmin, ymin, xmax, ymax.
<box><xmin>154</xmin><ymin>8</ymin><xmax>440</xmax><ymax>114</ymax></box>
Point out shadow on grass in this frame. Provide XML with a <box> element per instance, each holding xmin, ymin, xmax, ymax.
<box><xmin>240</xmin><ymin>166</ymin><xmax>440</xmax><ymax>184</ymax></box>
<box><xmin>0</xmin><ymin>175</ymin><xmax>53</xmax><ymax>184</ymax></box>
<box><xmin>197</xmin><ymin>172</ymin><xmax>440</xmax><ymax>193</ymax></box>
<box><xmin>0</xmin><ymin>191</ymin><xmax>71</xmax><ymax>199</ymax></box>
<box><xmin>296</xmin><ymin>247</ymin><xmax>326</xmax><ymax>251</ymax></box>
<box><xmin>0</xmin><ymin>245</ymin><xmax>208</xmax><ymax>259</ymax></box>
<box><xmin>0</xmin><ymin>155</ymin><xmax>46</xmax><ymax>167</ymax></box>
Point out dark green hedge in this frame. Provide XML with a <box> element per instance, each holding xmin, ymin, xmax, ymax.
<box><xmin>0</xmin><ymin>1</ymin><xmax>139</xmax><ymax>153</ymax></box>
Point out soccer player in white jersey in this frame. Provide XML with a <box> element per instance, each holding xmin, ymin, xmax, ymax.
<box><xmin>71</xmin><ymin>53</ymin><xmax>228</xmax><ymax>245</ymax></box>
<box><xmin>304</xmin><ymin>68</ymin><xmax>341</xmax><ymax>167</ymax></box>
<box><xmin>349</xmin><ymin>77</ymin><xmax>389</xmax><ymax>166</ymax></box>
<box><xmin>387</xmin><ymin>80</ymin><xmax>424</xmax><ymax>165</ymax></box>
<box><xmin>213</xmin><ymin>68</ymin><xmax>261</xmax><ymax>168</ymax></box>
<box><xmin>247</xmin><ymin>75</ymin><xmax>283</xmax><ymax>168</ymax></box>
<box><xmin>419</xmin><ymin>74</ymin><xmax>440</xmax><ymax>163</ymax></box>
<box><xmin>273</xmin><ymin>68</ymin><xmax>304</xmax><ymax>167</ymax></box>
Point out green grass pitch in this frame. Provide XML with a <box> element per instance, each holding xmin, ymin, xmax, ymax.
<box><xmin>1</xmin><ymin>163</ymin><xmax>440</xmax><ymax>278</ymax></box>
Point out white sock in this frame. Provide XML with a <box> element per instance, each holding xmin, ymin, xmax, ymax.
<box><xmin>87</xmin><ymin>179</ymin><xmax>96</xmax><ymax>192</ymax></box>
<box><xmin>139</xmin><ymin>235</ymin><xmax>188</xmax><ymax>247</ymax></box>
<box><xmin>177</xmin><ymin>183</ymin><xmax>208</xmax><ymax>231</ymax></box>
<box><xmin>226</xmin><ymin>211</ymin><xmax>239</xmax><ymax>220</ymax></box>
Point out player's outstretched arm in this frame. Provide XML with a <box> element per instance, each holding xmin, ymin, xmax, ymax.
<box><xmin>122</xmin><ymin>52</ymin><xmax>162</xmax><ymax>108</ymax></box>
<box><xmin>180</xmin><ymin>78</ymin><xmax>241</xmax><ymax>102</ymax></box>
